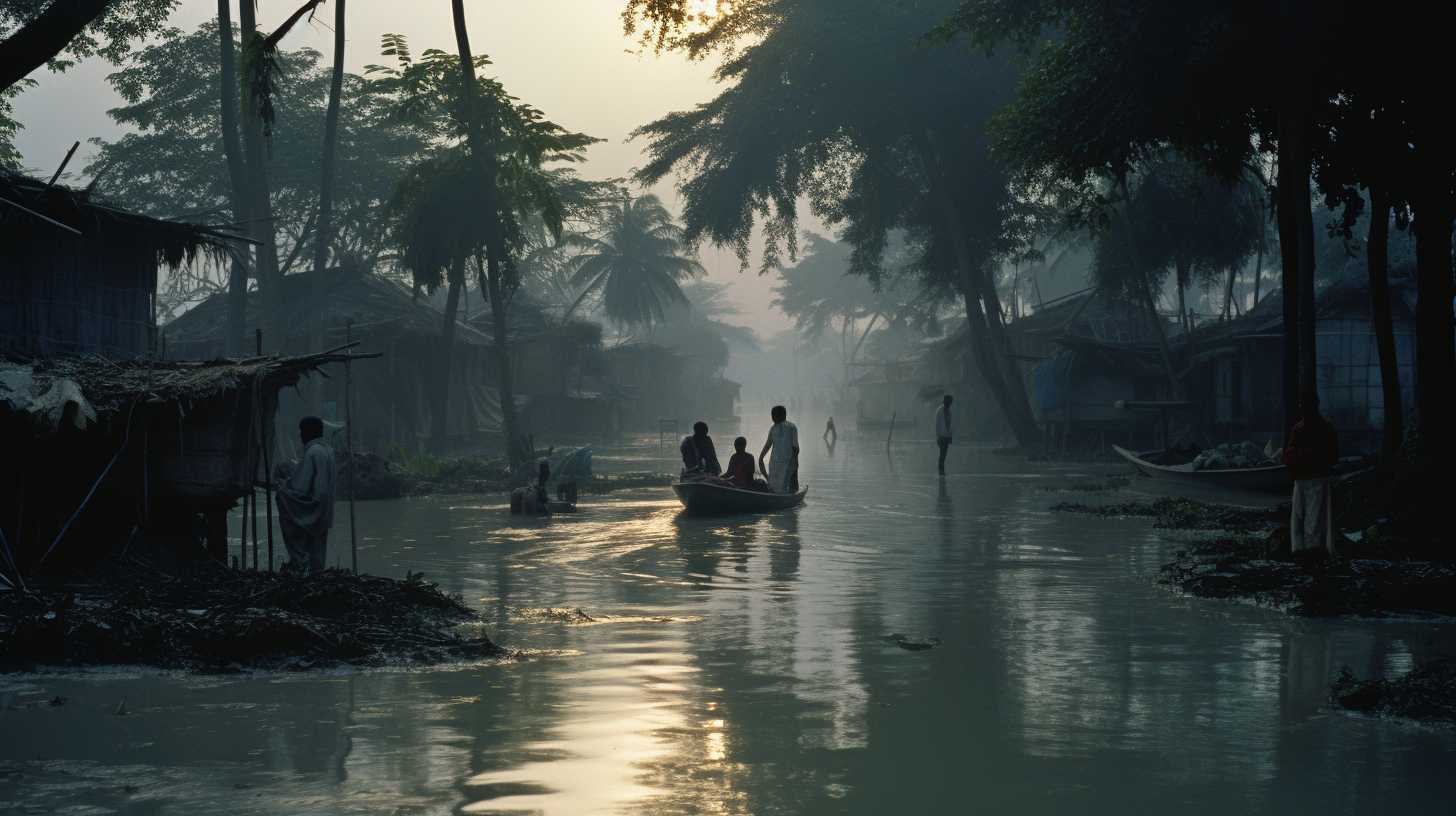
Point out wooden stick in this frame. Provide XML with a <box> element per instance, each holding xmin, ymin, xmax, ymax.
<box><xmin>0</xmin><ymin>194</ymin><xmax>82</xmax><ymax>235</ymax></box>
<box><xmin>46</xmin><ymin>141</ymin><xmax>79</xmax><ymax>188</ymax></box>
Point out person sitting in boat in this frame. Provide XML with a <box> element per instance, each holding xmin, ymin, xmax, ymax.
<box><xmin>726</xmin><ymin>436</ymin><xmax>766</xmax><ymax>490</ymax></box>
<box><xmin>680</xmin><ymin>421</ymin><xmax>722</xmax><ymax>480</ymax></box>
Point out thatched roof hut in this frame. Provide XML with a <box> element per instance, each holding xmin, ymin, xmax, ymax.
<box><xmin>163</xmin><ymin>268</ymin><xmax>499</xmax><ymax>452</ymax></box>
<box><xmin>0</xmin><ymin>173</ymin><xmax>242</xmax><ymax>359</ymax></box>
<box><xmin>0</xmin><ymin>349</ymin><xmax>358</xmax><ymax>574</ymax></box>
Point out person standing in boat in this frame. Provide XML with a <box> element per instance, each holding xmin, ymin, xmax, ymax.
<box><xmin>759</xmin><ymin>405</ymin><xmax>800</xmax><ymax>493</ymax></box>
<box><xmin>934</xmin><ymin>394</ymin><xmax>953</xmax><ymax>475</ymax></box>
<box><xmin>680</xmin><ymin>421</ymin><xmax>722</xmax><ymax>479</ymax></box>
<box><xmin>1283</xmin><ymin>393</ymin><xmax>1339</xmax><ymax>559</ymax></box>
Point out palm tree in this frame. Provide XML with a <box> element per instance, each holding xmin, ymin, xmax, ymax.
<box><xmin>376</xmin><ymin>33</ymin><xmax>595</xmax><ymax>461</ymax></box>
<box><xmin>564</xmin><ymin>194</ymin><xmax>704</xmax><ymax>327</ymax></box>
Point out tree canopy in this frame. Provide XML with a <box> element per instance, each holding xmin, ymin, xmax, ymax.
<box><xmin>87</xmin><ymin>21</ymin><xmax>425</xmax><ymax>277</ymax></box>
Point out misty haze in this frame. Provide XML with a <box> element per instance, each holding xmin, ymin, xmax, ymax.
<box><xmin>1</xmin><ymin>1</ymin><xmax>1454</xmax><ymax>814</ymax></box>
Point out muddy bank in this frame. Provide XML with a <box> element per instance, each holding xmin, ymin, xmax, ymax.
<box><xmin>1158</xmin><ymin>535</ymin><xmax>1456</xmax><ymax>617</ymax></box>
<box><xmin>1052</xmin><ymin>496</ymin><xmax>1282</xmax><ymax>532</ymax></box>
<box><xmin>0</xmin><ymin>561</ymin><xmax>501</xmax><ymax>673</ymax></box>
<box><xmin>1037</xmin><ymin>475</ymin><xmax>1131</xmax><ymax>493</ymax></box>
<box><xmin>1053</xmin><ymin>490</ymin><xmax>1456</xmax><ymax>618</ymax></box>
<box><xmin>1332</xmin><ymin>660</ymin><xmax>1456</xmax><ymax>725</ymax></box>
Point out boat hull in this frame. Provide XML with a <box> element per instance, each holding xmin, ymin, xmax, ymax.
<box><xmin>672</xmin><ymin>482</ymin><xmax>807</xmax><ymax>515</ymax></box>
<box><xmin>1112</xmin><ymin>445</ymin><xmax>1289</xmax><ymax>493</ymax></box>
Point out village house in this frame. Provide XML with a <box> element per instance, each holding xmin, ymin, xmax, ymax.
<box><xmin>909</xmin><ymin>289</ymin><xmax>1176</xmax><ymax>450</ymax></box>
<box><xmin>0</xmin><ymin>173</ymin><xmax>345</xmax><ymax>572</ymax></box>
<box><xmin>1183</xmin><ymin>275</ymin><xmax>1417</xmax><ymax>453</ymax></box>
<box><xmin>603</xmin><ymin>342</ymin><xmax>741</xmax><ymax>433</ymax></box>
<box><xmin>164</xmin><ymin>267</ymin><xmax>498</xmax><ymax>455</ymax></box>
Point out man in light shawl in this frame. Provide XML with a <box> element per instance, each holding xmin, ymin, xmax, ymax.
<box><xmin>758</xmin><ymin>405</ymin><xmax>800</xmax><ymax>493</ymax></box>
<box><xmin>275</xmin><ymin>415</ymin><xmax>337</xmax><ymax>573</ymax></box>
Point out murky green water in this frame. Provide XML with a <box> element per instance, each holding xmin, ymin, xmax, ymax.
<box><xmin>4</xmin><ymin>432</ymin><xmax>1454</xmax><ymax>814</ymax></box>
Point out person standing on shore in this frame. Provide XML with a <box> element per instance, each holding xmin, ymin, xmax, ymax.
<box><xmin>759</xmin><ymin>405</ymin><xmax>800</xmax><ymax>493</ymax></box>
<box><xmin>276</xmin><ymin>416</ymin><xmax>338</xmax><ymax>574</ymax></box>
<box><xmin>1283</xmin><ymin>394</ymin><xmax>1339</xmax><ymax>559</ymax></box>
<box><xmin>934</xmin><ymin>394</ymin><xmax>953</xmax><ymax>475</ymax></box>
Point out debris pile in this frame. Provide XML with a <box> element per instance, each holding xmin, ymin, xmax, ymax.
<box><xmin>1051</xmin><ymin>497</ymin><xmax>1282</xmax><ymax>532</ymax></box>
<box><xmin>1159</xmin><ymin>534</ymin><xmax>1456</xmax><ymax>617</ymax></box>
<box><xmin>1189</xmin><ymin>440</ymin><xmax>1281</xmax><ymax>471</ymax></box>
<box><xmin>1332</xmin><ymin>660</ymin><xmax>1456</xmax><ymax>724</ymax></box>
<box><xmin>0</xmin><ymin>561</ymin><xmax>501</xmax><ymax>672</ymax></box>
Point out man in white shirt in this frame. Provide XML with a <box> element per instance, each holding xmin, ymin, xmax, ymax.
<box><xmin>934</xmin><ymin>394</ymin><xmax>953</xmax><ymax>475</ymax></box>
<box><xmin>758</xmin><ymin>404</ymin><xmax>800</xmax><ymax>493</ymax></box>
<box><xmin>276</xmin><ymin>415</ymin><xmax>338</xmax><ymax>573</ymax></box>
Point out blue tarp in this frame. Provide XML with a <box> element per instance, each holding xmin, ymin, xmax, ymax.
<box><xmin>1031</xmin><ymin>354</ymin><xmax>1075</xmax><ymax>418</ymax></box>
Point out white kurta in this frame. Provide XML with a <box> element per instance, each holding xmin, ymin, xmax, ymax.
<box><xmin>766</xmin><ymin>420</ymin><xmax>799</xmax><ymax>494</ymax></box>
<box><xmin>276</xmin><ymin>439</ymin><xmax>338</xmax><ymax>535</ymax></box>
<box><xmin>1290</xmin><ymin>477</ymin><xmax>1331</xmax><ymax>554</ymax></box>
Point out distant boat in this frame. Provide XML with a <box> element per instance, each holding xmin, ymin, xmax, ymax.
<box><xmin>1111</xmin><ymin>445</ymin><xmax>1289</xmax><ymax>493</ymax></box>
<box><xmin>672</xmin><ymin>481</ymin><xmax>808</xmax><ymax>515</ymax></box>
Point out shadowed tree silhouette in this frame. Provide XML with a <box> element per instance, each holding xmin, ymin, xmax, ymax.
<box><xmin>563</xmin><ymin>193</ymin><xmax>705</xmax><ymax>328</ymax></box>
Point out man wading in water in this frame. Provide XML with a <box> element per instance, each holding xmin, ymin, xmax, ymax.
<box><xmin>934</xmin><ymin>394</ymin><xmax>953</xmax><ymax>475</ymax></box>
<box><xmin>276</xmin><ymin>416</ymin><xmax>338</xmax><ymax>573</ymax></box>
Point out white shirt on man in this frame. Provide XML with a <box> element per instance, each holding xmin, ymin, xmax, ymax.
<box><xmin>935</xmin><ymin>404</ymin><xmax>952</xmax><ymax>439</ymax></box>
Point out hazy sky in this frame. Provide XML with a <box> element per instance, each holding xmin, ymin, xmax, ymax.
<box><xmin>11</xmin><ymin>0</ymin><xmax>809</xmax><ymax>337</ymax></box>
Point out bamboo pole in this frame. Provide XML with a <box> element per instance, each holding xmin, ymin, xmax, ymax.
<box><xmin>251</xmin><ymin>490</ymin><xmax>259</xmax><ymax>570</ymax></box>
<box><xmin>346</xmin><ymin>320</ymin><xmax>358</xmax><ymax>574</ymax></box>
<box><xmin>263</xmin><ymin>416</ymin><xmax>274</xmax><ymax>573</ymax></box>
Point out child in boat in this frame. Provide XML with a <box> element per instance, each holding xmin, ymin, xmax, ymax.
<box><xmin>726</xmin><ymin>436</ymin><xmax>763</xmax><ymax>490</ymax></box>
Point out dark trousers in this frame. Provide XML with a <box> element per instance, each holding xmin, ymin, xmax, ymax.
<box><xmin>937</xmin><ymin>436</ymin><xmax>951</xmax><ymax>474</ymax></box>
<box><xmin>280</xmin><ymin>516</ymin><xmax>328</xmax><ymax>573</ymax></box>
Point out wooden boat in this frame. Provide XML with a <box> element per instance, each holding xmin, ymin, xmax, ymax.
<box><xmin>1111</xmin><ymin>445</ymin><xmax>1289</xmax><ymax>493</ymax></box>
<box><xmin>672</xmin><ymin>481</ymin><xmax>808</xmax><ymax>515</ymax></box>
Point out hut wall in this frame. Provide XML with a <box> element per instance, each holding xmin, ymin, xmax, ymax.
<box><xmin>0</xmin><ymin>235</ymin><xmax>155</xmax><ymax>358</ymax></box>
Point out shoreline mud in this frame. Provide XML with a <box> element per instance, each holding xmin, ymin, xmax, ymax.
<box><xmin>0</xmin><ymin>562</ymin><xmax>502</xmax><ymax>673</ymax></box>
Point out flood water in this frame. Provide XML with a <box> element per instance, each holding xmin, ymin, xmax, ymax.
<box><xmin>4</xmin><ymin>430</ymin><xmax>1455</xmax><ymax>814</ymax></box>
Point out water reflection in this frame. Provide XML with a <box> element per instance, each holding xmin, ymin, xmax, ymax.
<box><xmin>4</xmin><ymin>440</ymin><xmax>1455</xmax><ymax>814</ymax></box>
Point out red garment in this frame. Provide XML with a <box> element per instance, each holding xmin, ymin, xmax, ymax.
<box><xmin>726</xmin><ymin>452</ymin><xmax>756</xmax><ymax>487</ymax></box>
<box><xmin>1283</xmin><ymin>414</ymin><xmax>1339</xmax><ymax>480</ymax></box>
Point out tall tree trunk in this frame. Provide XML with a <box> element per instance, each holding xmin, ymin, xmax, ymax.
<box><xmin>450</xmin><ymin>0</ymin><xmax>525</xmax><ymax>467</ymax></box>
<box><xmin>310</xmin><ymin>0</ymin><xmax>345</xmax><ymax>408</ymax></box>
<box><xmin>0</xmin><ymin>0</ymin><xmax>112</xmax><ymax>92</ymax></box>
<box><xmin>431</xmin><ymin>256</ymin><xmax>464</xmax><ymax>454</ymax></box>
<box><xmin>1251</xmin><ymin>235</ymin><xmax>1264</xmax><ymax>309</ymax></box>
<box><xmin>1412</xmin><ymin>171</ymin><xmax>1456</xmax><ymax>463</ymax></box>
<box><xmin>1291</xmin><ymin>127</ymin><xmax>1318</xmax><ymax>413</ymax></box>
<box><xmin>924</xmin><ymin>191</ymin><xmax>1040</xmax><ymax>447</ymax></box>
<box><xmin>1274</xmin><ymin>139</ymin><xmax>1301</xmax><ymax>440</ymax></box>
<box><xmin>1366</xmin><ymin>186</ymin><xmax>1403</xmax><ymax>458</ymax></box>
<box><xmin>217</xmin><ymin>0</ymin><xmax>249</xmax><ymax>356</ymax></box>
<box><xmin>484</xmin><ymin>252</ymin><xmax>528</xmax><ymax>465</ymax></box>
<box><xmin>1223</xmin><ymin>264</ymin><xmax>1237</xmax><ymax>321</ymax></box>
<box><xmin>237</xmin><ymin>1</ymin><xmax>282</xmax><ymax>354</ymax></box>
<box><xmin>1115</xmin><ymin>176</ymin><xmax>1179</xmax><ymax>396</ymax></box>
<box><xmin>1175</xmin><ymin>262</ymin><xmax>1189</xmax><ymax>335</ymax></box>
